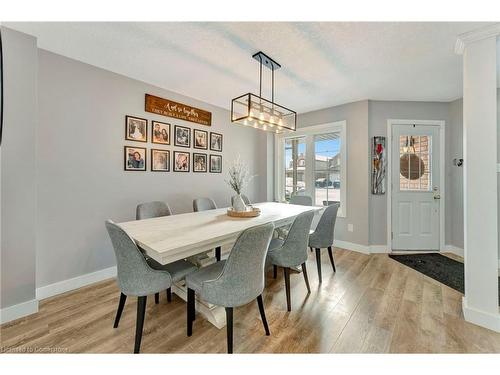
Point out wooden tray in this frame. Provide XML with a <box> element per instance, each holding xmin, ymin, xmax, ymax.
<box><xmin>227</xmin><ymin>207</ymin><xmax>261</xmax><ymax>218</ymax></box>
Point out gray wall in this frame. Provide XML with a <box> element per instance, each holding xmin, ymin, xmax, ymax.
<box><xmin>36</xmin><ymin>50</ymin><xmax>268</xmax><ymax>288</ymax></box>
<box><xmin>297</xmin><ymin>100</ymin><xmax>370</xmax><ymax>246</ymax></box>
<box><xmin>368</xmin><ymin>100</ymin><xmax>452</xmax><ymax>246</ymax></box>
<box><xmin>448</xmin><ymin>98</ymin><xmax>464</xmax><ymax>249</ymax></box>
<box><xmin>0</xmin><ymin>28</ymin><xmax>38</xmax><ymax>309</ymax></box>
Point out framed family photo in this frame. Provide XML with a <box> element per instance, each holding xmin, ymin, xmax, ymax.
<box><xmin>193</xmin><ymin>129</ymin><xmax>208</xmax><ymax>150</ymax></box>
<box><xmin>210</xmin><ymin>132</ymin><xmax>223</xmax><ymax>152</ymax></box>
<box><xmin>125</xmin><ymin>115</ymin><xmax>148</xmax><ymax>142</ymax></box>
<box><xmin>152</xmin><ymin>121</ymin><xmax>170</xmax><ymax>145</ymax></box>
<box><xmin>193</xmin><ymin>153</ymin><xmax>207</xmax><ymax>172</ymax></box>
<box><xmin>124</xmin><ymin>146</ymin><xmax>147</xmax><ymax>171</ymax></box>
<box><xmin>209</xmin><ymin>154</ymin><xmax>222</xmax><ymax>173</ymax></box>
<box><xmin>151</xmin><ymin>149</ymin><xmax>170</xmax><ymax>172</ymax></box>
<box><xmin>173</xmin><ymin>151</ymin><xmax>190</xmax><ymax>172</ymax></box>
<box><xmin>174</xmin><ymin>125</ymin><xmax>191</xmax><ymax>148</ymax></box>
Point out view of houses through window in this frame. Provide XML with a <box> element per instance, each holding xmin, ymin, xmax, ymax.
<box><xmin>284</xmin><ymin>132</ymin><xmax>341</xmax><ymax>206</ymax></box>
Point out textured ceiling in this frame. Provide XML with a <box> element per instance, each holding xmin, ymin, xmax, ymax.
<box><xmin>4</xmin><ymin>22</ymin><xmax>497</xmax><ymax>113</ymax></box>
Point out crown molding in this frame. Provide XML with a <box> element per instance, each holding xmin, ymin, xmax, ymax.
<box><xmin>455</xmin><ymin>23</ymin><xmax>500</xmax><ymax>54</ymax></box>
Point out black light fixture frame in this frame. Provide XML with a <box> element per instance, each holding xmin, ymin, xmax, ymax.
<box><xmin>231</xmin><ymin>51</ymin><xmax>296</xmax><ymax>132</ymax></box>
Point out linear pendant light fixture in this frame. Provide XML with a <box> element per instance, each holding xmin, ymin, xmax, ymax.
<box><xmin>231</xmin><ymin>51</ymin><xmax>296</xmax><ymax>133</ymax></box>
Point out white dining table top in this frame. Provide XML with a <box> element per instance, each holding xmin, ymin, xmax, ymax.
<box><xmin>118</xmin><ymin>202</ymin><xmax>322</xmax><ymax>265</ymax></box>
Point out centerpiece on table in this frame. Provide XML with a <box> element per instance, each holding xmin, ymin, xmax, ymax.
<box><xmin>225</xmin><ymin>156</ymin><xmax>260</xmax><ymax>217</ymax></box>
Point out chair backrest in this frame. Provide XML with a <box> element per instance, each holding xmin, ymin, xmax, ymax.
<box><xmin>105</xmin><ymin>220</ymin><xmax>171</xmax><ymax>296</ymax></box>
<box><xmin>310</xmin><ymin>203</ymin><xmax>339</xmax><ymax>248</ymax></box>
<box><xmin>278</xmin><ymin>210</ymin><xmax>315</xmax><ymax>267</ymax></box>
<box><xmin>290</xmin><ymin>195</ymin><xmax>313</xmax><ymax>206</ymax></box>
<box><xmin>231</xmin><ymin>194</ymin><xmax>251</xmax><ymax>206</ymax></box>
<box><xmin>136</xmin><ymin>201</ymin><xmax>172</xmax><ymax>220</ymax></box>
<box><xmin>201</xmin><ymin>222</ymin><xmax>274</xmax><ymax>307</ymax></box>
<box><xmin>193</xmin><ymin>197</ymin><xmax>217</xmax><ymax>212</ymax></box>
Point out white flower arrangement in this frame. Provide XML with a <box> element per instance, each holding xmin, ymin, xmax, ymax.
<box><xmin>225</xmin><ymin>156</ymin><xmax>254</xmax><ymax>195</ymax></box>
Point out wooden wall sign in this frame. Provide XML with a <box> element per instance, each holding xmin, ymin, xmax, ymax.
<box><xmin>145</xmin><ymin>94</ymin><xmax>212</xmax><ymax>126</ymax></box>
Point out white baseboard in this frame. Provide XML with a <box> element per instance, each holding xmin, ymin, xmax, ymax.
<box><xmin>462</xmin><ymin>297</ymin><xmax>500</xmax><ymax>333</ymax></box>
<box><xmin>0</xmin><ymin>299</ymin><xmax>39</xmax><ymax>324</ymax></box>
<box><xmin>444</xmin><ymin>244</ymin><xmax>464</xmax><ymax>257</ymax></box>
<box><xmin>368</xmin><ymin>245</ymin><xmax>389</xmax><ymax>254</ymax></box>
<box><xmin>333</xmin><ymin>239</ymin><xmax>369</xmax><ymax>254</ymax></box>
<box><xmin>36</xmin><ymin>266</ymin><xmax>117</xmax><ymax>300</ymax></box>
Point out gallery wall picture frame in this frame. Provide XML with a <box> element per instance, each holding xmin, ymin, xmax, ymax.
<box><xmin>151</xmin><ymin>149</ymin><xmax>170</xmax><ymax>172</ymax></box>
<box><xmin>173</xmin><ymin>151</ymin><xmax>190</xmax><ymax>172</ymax></box>
<box><xmin>210</xmin><ymin>132</ymin><xmax>223</xmax><ymax>152</ymax></box>
<box><xmin>125</xmin><ymin>115</ymin><xmax>148</xmax><ymax>143</ymax></box>
<box><xmin>193</xmin><ymin>129</ymin><xmax>208</xmax><ymax>150</ymax></box>
<box><xmin>174</xmin><ymin>125</ymin><xmax>191</xmax><ymax>148</ymax></box>
<box><xmin>193</xmin><ymin>153</ymin><xmax>208</xmax><ymax>173</ymax></box>
<box><xmin>151</xmin><ymin>121</ymin><xmax>171</xmax><ymax>145</ymax></box>
<box><xmin>371</xmin><ymin>136</ymin><xmax>386</xmax><ymax>194</ymax></box>
<box><xmin>124</xmin><ymin>146</ymin><xmax>147</xmax><ymax>171</ymax></box>
<box><xmin>209</xmin><ymin>154</ymin><xmax>222</xmax><ymax>173</ymax></box>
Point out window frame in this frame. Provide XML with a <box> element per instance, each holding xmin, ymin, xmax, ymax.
<box><xmin>275</xmin><ymin>120</ymin><xmax>347</xmax><ymax>218</ymax></box>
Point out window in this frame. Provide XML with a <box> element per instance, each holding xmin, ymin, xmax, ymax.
<box><xmin>399</xmin><ymin>135</ymin><xmax>432</xmax><ymax>191</ymax></box>
<box><xmin>284</xmin><ymin>137</ymin><xmax>306</xmax><ymax>201</ymax></box>
<box><xmin>275</xmin><ymin>121</ymin><xmax>347</xmax><ymax>217</ymax></box>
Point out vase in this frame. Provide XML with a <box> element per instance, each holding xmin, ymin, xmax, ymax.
<box><xmin>232</xmin><ymin>194</ymin><xmax>247</xmax><ymax>212</ymax></box>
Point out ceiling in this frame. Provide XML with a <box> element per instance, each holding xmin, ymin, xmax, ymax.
<box><xmin>4</xmin><ymin>22</ymin><xmax>498</xmax><ymax>113</ymax></box>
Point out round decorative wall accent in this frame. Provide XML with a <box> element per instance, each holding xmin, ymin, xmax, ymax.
<box><xmin>400</xmin><ymin>153</ymin><xmax>425</xmax><ymax>180</ymax></box>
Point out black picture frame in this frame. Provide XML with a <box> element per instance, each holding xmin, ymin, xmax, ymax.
<box><xmin>209</xmin><ymin>154</ymin><xmax>222</xmax><ymax>173</ymax></box>
<box><xmin>193</xmin><ymin>153</ymin><xmax>208</xmax><ymax>173</ymax></box>
<box><xmin>124</xmin><ymin>146</ymin><xmax>147</xmax><ymax>171</ymax></box>
<box><xmin>173</xmin><ymin>151</ymin><xmax>190</xmax><ymax>172</ymax></box>
<box><xmin>210</xmin><ymin>132</ymin><xmax>223</xmax><ymax>152</ymax></box>
<box><xmin>193</xmin><ymin>129</ymin><xmax>208</xmax><ymax>150</ymax></box>
<box><xmin>125</xmin><ymin>115</ymin><xmax>148</xmax><ymax>143</ymax></box>
<box><xmin>174</xmin><ymin>125</ymin><xmax>191</xmax><ymax>148</ymax></box>
<box><xmin>151</xmin><ymin>149</ymin><xmax>170</xmax><ymax>172</ymax></box>
<box><xmin>151</xmin><ymin>121</ymin><xmax>171</xmax><ymax>145</ymax></box>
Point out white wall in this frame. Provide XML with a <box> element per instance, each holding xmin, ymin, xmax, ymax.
<box><xmin>0</xmin><ymin>28</ymin><xmax>38</xmax><ymax>311</ymax></box>
<box><xmin>34</xmin><ymin>49</ymin><xmax>268</xmax><ymax>289</ymax></box>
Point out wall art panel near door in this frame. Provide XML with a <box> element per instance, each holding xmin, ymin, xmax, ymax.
<box><xmin>371</xmin><ymin>136</ymin><xmax>386</xmax><ymax>195</ymax></box>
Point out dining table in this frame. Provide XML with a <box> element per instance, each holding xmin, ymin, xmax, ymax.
<box><xmin>118</xmin><ymin>201</ymin><xmax>323</xmax><ymax>328</ymax></box>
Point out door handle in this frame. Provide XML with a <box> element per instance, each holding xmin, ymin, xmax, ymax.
<box><xmin>433</xmin><ymin>194</ymin><xmax>441</xmax><ymax>200</ymax></box>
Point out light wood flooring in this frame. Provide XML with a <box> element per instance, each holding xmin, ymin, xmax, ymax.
<box><xmin>2</xmin><ymin>249</ymin><xmax>500</xmax><ymax>353</ymax></box>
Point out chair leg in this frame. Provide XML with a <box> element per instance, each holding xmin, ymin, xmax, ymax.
<box><xmin>310</xmin><ymin>246</ymin><xmax>313</xmax><ymax>253</ymax></box>
<box><xmin>256</xmin><ymin>295</ymin><xmax>270</xmax><ymax>336</ymax></box>
<box><xmin>327</xmin><ymin>246</ymin><xmax>336</xmax><ymax>272</ymax></box>
<box><xmin>113</xmin><ymin>293</ymin><xmax>127</xmax><ymax>328</ymax></box>
<box><xmin>187</xmin><ymin>288</ymin><xmax>195</xmax><ymax>337</ymax></box>
<box><xmin>315</xmin><ymin>248</ymin><xmax>322</xmax><ymax>283</ymax></box>
<box><xmin>134</xmin><ymin>296</ymin><xmax>147</xmax><ymax>354</ymax></box>
<box><xmin>301</xmin><ymin>263</ymin><xmax>311</xmax><ymax>293</ymax></box>
<box><xmin>283</xmin><ymin>267</ymin><xmax>291</xmax><ymax>312</ymax></box>
<box><xmin>215</xmin><ymin>246</ymin><xmax>221</xmax><ymax>262</ymax></box>
<box><xmin>155</xmin><ymin>293</ymin><xmax>159</xmax><ymax>304</ymax></box>
<box><xmin>273</xmin><ymin>265</ymin><xmax>277</xmax><ymax>279</ymax></box>
<box><xmin>166</xmin><ymin>287</ymin><xmax>172</xmax><ymax>303</ymax></box>
<box><xmin>225</xmin><ymin>307</ymin><xmax>233</xmax><ymax>354</ymax></box>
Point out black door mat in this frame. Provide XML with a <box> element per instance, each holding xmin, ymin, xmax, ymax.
<box><xmin>389</xmin><ymin>253</ymin><xmax>500</xmax><ymax>305</ymax></box>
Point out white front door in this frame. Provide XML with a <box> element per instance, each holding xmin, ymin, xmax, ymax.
<box><xmin>391</xmin><ymin>124</ymin><xmax>441</xmax><ymax>250</ymax></box>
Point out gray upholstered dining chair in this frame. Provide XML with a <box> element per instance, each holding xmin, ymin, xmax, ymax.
<box><xmin>105</xmin><ymin>220</ymin><xmax>197</xmax><ymax>353</ymax></box>
<box><xmin>185</xmin><ymin>222</ymin><xmax>274</xmax><ymax>354</ymax></box>
<box><xmin>289</xmin><ymin>195</ymin><xmax>313</xmax><ymax>206</ymax></box>
<box><xmin>267</xmin><ymin>210</ymin><xmax>314</xmax><ymax>311</ymax></box>
<box><xmin>136</xmin><ymin>201</ymin><xmax>172</xmax><ymax>220</ymax></box>
<box><xmin>192</xmin><ymin>197</ymin><xmax>222</xmax><ymax>262</ymax></box>
<box><xmin>193</xmin><ymin>197</ymin><xmax>217</xmax><ymax>212</ymax></box>
<box><xmin>231</xmin><ymin>194</ymin><xmax>251</xmax><ymax>206</ymax></box>
<box><xmin>308</xmin><ymin>203</ymin><xmax>340</xmax><ymax>283</ymax></box>
<box><xmin>136</xmin><ymin>200</ymin><xmax>175</xmax><ymax>303</ymax></box>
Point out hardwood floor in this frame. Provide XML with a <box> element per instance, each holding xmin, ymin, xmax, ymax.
<box><xmin>2</xmin><ymin>249</ymin><xmax>500</xmax><ymax>353</ymax></box>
